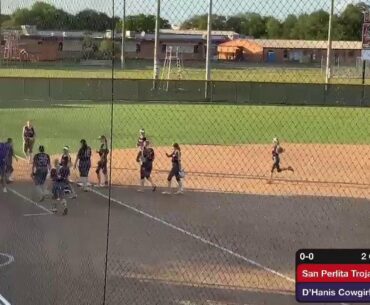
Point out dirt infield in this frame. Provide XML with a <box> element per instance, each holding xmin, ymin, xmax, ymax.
<box><xmin>13</xmin><ymin>144</ymin><xmax>369</xmax><ymax>199</ymax></box>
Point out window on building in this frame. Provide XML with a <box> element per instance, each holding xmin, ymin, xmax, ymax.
<box><xmin>162</xmin><ymin>44</ymin><xmax>167</xmax><ymax>53</ymax></box>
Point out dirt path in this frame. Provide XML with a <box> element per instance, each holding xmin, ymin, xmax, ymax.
<box><xmin>13</xmin><ymin>144</ymin><xmax>370</xmax><ymax>199</ymax></box>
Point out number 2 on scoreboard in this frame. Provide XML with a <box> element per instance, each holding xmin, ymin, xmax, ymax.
<box><xmin>361</xmin><ymin>252</ymin><xmax>370</xmax><ymax>261</ymax></box>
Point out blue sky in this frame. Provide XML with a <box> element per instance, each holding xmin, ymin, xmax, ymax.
<box><xmin>1</xmin><ymin>0</ymin><xmax>365</xmax><ymax>25</ymax></box>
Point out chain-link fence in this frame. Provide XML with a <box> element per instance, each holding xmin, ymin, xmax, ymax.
<box><xmin>0</xmin><ymin>1</ymin><xmax>369</xmax><ymax>305</ymax></box>
<box><xmin>1</xmin><ymin>0</ymin><xmax>370</xmax><ymax>83</ymax></box>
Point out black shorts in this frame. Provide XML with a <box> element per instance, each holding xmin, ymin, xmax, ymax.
<box><xmin>96</xmin><ymin>160</ymin><xmax>108</xmax><ymax>175</ymax></box>
<box><xmin>23</xmin><ymin>138</ymin><xmax>35</xmax><ymax>153</ymax></box>
<box><xmin>167</xmin><ymin>163</ymin><xmax>181</xmax><ymax>181</ymax></box>
<box><xmin>79</xmin><ymin>160</ymin><xmax>91</xmax><ymax>177</ymax></box>
<box><xmin>34</xmin><ymin>168</ymin><xmax>48</xmax><ymax>185</ymax></box>
<box><xmin>140</xmin><ymin>163</ymin><xmax>153</xmax><ymax>179</ymax></box>
<box><xmin>0</xmin><ymin>162</ymin><xmax>5</xmax><ymax>177</ymax></box>
<box><xmin>272</xmin><ymin>157</ymin><xmax>281</xmax><ymax>173</ymax></box>
<box><xmin>6</xmin><ymin>164</ymin><xmax>13</xmax><ymax>175</ymax></box>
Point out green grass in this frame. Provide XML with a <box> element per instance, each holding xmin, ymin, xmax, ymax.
<box><xmin>0</xmin><ymin>66</ymin><xmax>367</xmax><ymax>84</ymax></box>
<box><xmin>0</xmin><ymin>103</ymin><xmax>368</xmax><ymax>156</ymax></box>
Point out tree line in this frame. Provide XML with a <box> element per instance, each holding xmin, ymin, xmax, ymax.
<box><xmin>181</xmin><ymin>2</ymin><xmax>369</xmax><ymax>41</ymax></box>
<box><xmin>0</xmin><ymin>1</ymin><xmax>369</xmax><ymax>41</ymax></box>
<box><xmin>0</xmin><ymin>2</ymin><xmax>170</xmax><ymax>33</ymax></box>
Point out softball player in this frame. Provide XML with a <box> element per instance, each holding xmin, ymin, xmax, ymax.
<box><xmin>137</xmin><ymin>128</ymin><xmax>147</xmax><ymax>151</ymax></box>
<box><xmin>32</xmin><ymin>145</ymin><xmax>51</xmax><ymax>201</ymax></box>
<box><xmin>74</xmin><ymin>139</ymin><xmax>92</xmax><ymax>191</ymax></box>
<box><xmin>162</xmin><ymin>143</ymin><xmax>183</xmax><ymax>195</ymax></box>
<box><xmin>269</xmin><ymin>137</ymin><xmax>294</xmax><ymax>183</ymax></box>
<box><xmin>60</xmin><ymin>146</ymin><xmax>72</xmax><ymax>168</ymax></box>
<box><xmin>50</xmin><ymin>159</ymin><xmax>69</xmax><ymax>215</ymax></box>
<box><xmin>23</xmin><ymin>120</ymin><xmax>36</xmax><ymax>163</ymax></box>
<box><xmin>96</xmin><ymin>135</ymin><xmax>109</xmax><ymax>187</ymax></box>
<box><xmin>5</xmin><ymin>138</ymin><xmax>17</xmax><ymax>183</ymax></box>
<box><xmin>136</xmin><ymin>141</ymin><xmax>156</xmax><ymax>192</ymax></box>
<box><xmin>60</xmin><ymin>146</ymin><xmax>77</xmax><ymax>199</ymax></box>
<box><xmin>0</xmin><ymin>142</ymin><xmax>10</xmax><ymax>193</ymax></box>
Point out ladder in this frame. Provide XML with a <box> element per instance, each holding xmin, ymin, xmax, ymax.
<box><xmin>160</xmin><ymin>46</ymin><xmax>184</xmax><ymax>91</ymax></box>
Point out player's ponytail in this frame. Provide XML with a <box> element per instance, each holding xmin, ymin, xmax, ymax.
<box><xmin>173</xmin><ymin>143</ymin><xmax>181</xmax><ymax>151</ymax></box>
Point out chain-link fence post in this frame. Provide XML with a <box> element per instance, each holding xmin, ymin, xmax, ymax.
<box><xmin>325</xmin><ymin>0</ymin><xmax>335</xmax><ymax>84</ymax></box>
<box><xmin>153</xmin><ymin>0</ymin><xmax>161</xmax><ymax>89</ymax></box>
<box><xmin>120</xmin><ymin>0</ymin><xmax>126</xmax><ymax>69</ymax></box>
<box><xmin>205</xmin><ymin>0</ymin><xmax>213</xmax><ymax>99</ymax></box>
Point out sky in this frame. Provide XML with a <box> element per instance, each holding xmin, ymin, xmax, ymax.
<box><xmin>1</xmin><ymin>0</ymin><xmax>366</xmax><ymax>25</ymax></box>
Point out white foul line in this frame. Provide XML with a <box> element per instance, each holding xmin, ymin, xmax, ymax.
<box><xmin>0</xmin><ymin>253</ymin><xmax>14</xmax><ymax>268</ymax></box>
<box><xmin>23</xmin><ymin>213</ymin><xmax>51</xmax><ymax>217</ymax></box>
<box><xmin>7</xmin><ymin>188</ymin><xmax>52</xmax><ymax>215</ymax></box>
<box><xmin>91</xmin><ymin>188</ymin><xmax>294</xmax><ymax>283</ymax></box>
<box><xmin>0</xmin><ymin>294</ymin><xmax>11</xmax><ymax>305</ymax></box>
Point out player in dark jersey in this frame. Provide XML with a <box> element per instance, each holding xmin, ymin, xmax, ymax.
<box><xmin>60</xmin><ymin>146</ymin><xmax>77</xmax><ymax>199</ymax></box>
<box><xmin>74</xmin><ymin>139</ymin><xmax>91</xmax><ymax>191</ymax></box>
<box><xmin>162</xmin><ymin>143</ymin><xmax>184</xmax><ymax>195</ymax></box>
<box><xmin>5</xmin><ymin>138</ymin><xmax>17</xmax><ymax>183</ymax></box>
<box><xmin>136</xmin><ymin>141</ymin><xmax>156</xmax><ymax>192</ymax></box>
<box><xmin>23</xmin><ymin>120</ymin><xmax>36</xmax><ymax>163</ymax></box>
<box><xmin>32</xmin><ymin>145</ymin><xmax>51</xmax><ymax>201</ymax></box>
<box><xmin>96</xmin><ymin>135</ymin><xmax>109</xmax><ymax>187</ymax></box>
<box><xmin>0</xmin><ymin>142</ymin><xmax>11</xmax><ymax>193</ymax></box>
<box><xmin>50</xmin><ymin>159</ymin><xmax>69</xmax><ymax>215</ymax></box>
<box><xmin>268</xmin><ymin>137</ymin><xmax>294</xmax><ymax>184</ymax></box>
<box><xmin>60</xmin><ymin>146</ymin><xmax>72</xmax><ymax>168</ymax></box>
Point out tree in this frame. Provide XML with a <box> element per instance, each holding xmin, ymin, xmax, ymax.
<box><xmin>282</xmin><ymin>15</ymin><xmax>298</xmax><ymax>38</ymax></box>
<box><xmin>265</xmin><ymin>17</ymin><xmax>282</xmax><ymax>38</ymax></box>
<box><xmin>181</xmin><ymin>14</ymin><xmax>208</xmax><ymax>30</ymax></box>
<box><xmin>225</xmin><ymin>16</ymin><xmax>245</xmax><ymax>34</ymax></box>
<box><xmin>244</xmin><ymin>13</ymin><xmax>266</xmax><ymax>38</ymax></box>
<box><xmin>82</xmin><ymin>35</ymin><xmax>99</xmax><ymax>59</ymax></box>
<box><xmin>75</xmin><ymin>10</ymin><xmax>111</xmax><ymax>31</ymax></box>
<box><xmin>338</xmin><ymin>4</ymin><xmax>364</xmax><ymax>40</ymax></box>
<box><xmin>116</xmin><ymin>14</ymin><xmax>170</xmax><ymax>33</ymax></box>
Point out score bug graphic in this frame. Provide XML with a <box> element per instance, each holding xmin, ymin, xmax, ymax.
<box><xmin>296</xmin><ymin>249</ymin><xmax>370</xmax><ymax>303</ymax></box>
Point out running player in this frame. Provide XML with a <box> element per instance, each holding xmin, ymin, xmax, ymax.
<box><xmin>96</xmin><ymin>135</ymin><xmax>109</xmax><ymax>187</ymax></box>
<box><xmin>74</xmin><ymin>139</ymin><xmax>92</xmax><ymax>191</ymax></box>
<box><xmin>136</xmin><ymin>141</ymin><xmax>156</xmax><ymax>192</ymax></box>
<box><xmin>162</xmin><ymin>143</ymin><xmax>183</xmax><ymax>195</ymax></box>
<box><xmin>50</xmin><ymin>159</ymin><xmax>69</xmax><ymax>215</ymax></box>
<box><xmin>5</xmin><ymin>138</ymin><xmax>17</xmax><ymax>183</ymax></box>
<box><xmin>0</xmin><ymin>141</ymin><xmax>10</xmax><ymax>193</ymax></box>
<box><xmin>268</xmin><ymin>137</ymin><xmax>294</xmax><ymax>183</ymax></box>
<box><xmin>23</xmin><ymin>120</ymin><xmax>36</xmax><ymax>163</ymax></box>
<box><xmin>32</xmin><ymin>145</ymin><xmax>51</xmax><ymax>201</ymax></box>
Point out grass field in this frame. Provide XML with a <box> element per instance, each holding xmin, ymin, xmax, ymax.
<box><xmin>0</xmin><ymin>103</ymin><xmax>369</xmax><ymax>156</ymax></box>
<box><xmin>0</xmin><ymin>66</ymin><xmax>367</xmax><ymax>84</ymax></box>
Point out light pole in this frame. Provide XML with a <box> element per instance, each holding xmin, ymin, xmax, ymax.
<box><xmin>153</xmin><ymin>0</ymin><xmax>161</xmax><ymax>88</ymax></box>
<box><xmin>325</xmin><ymin>0</ymin><xmax>334</xmax><ymax>84</ymax></box>
<box><xmin>120</xmin><ymin>0</ymin><xmax>126</xmax><ymax>69</ymax></box>
<box><xmin>205</xmin><ymin>0</ymin><xmax>213</xmax><ymax>99</ymax></box>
